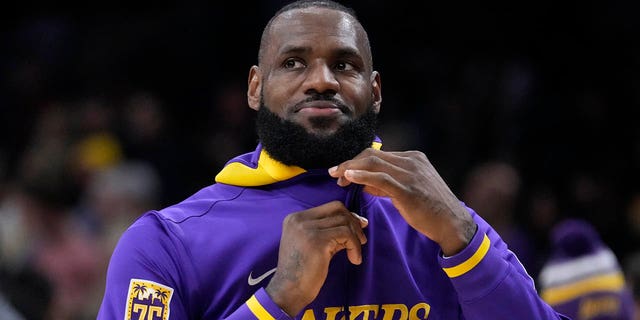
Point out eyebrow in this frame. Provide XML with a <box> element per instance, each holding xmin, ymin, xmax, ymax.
<box><xmin>278</xmin><ymin>45</ymin><xmax>311</xmax><ymax>57</ymax></box>
<box><xmin>278</xmin><ymin>45</ymin><xmax>364</xmax><ymax>62</ymax></box>
<box><xmin>334</xmin><ymin>47</ymin><xmax>363</xmax><ymax>61</ymax></box>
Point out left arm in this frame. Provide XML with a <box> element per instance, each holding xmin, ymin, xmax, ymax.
<box><xmin>329</xmin><ymin>148</ymin><xmax>568</xmax><ymax>320</ymax></box>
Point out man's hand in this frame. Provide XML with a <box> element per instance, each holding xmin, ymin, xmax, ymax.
<box><xmin>328</xmin><ymin>148</ymin><xmax>476</xmax><ymax>256</ymax></box>
<box><xmin>265</xmin><ymin>201</ymin><xmax>368</xmax><ymax>316</ymax></box>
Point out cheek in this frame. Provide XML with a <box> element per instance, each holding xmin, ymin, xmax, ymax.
<box><xmin>263</xmin><ymin>79</ymin><xmax>300</xmax><ymax>115</ymax></box>
<box><xmin>344</xmin><ymin>82</ymin><xmax>373</xmax><ymax>115</ymax></box>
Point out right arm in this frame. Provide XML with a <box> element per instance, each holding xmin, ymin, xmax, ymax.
<box><xmin>98</xmin><ymin>212</ymin><xmax>333</xmax><ymax>320</ymax></box>
<box><xmin>97</xmin><ymin>213</ymin><xmax>190</xmax><ymax>319</ymax></box>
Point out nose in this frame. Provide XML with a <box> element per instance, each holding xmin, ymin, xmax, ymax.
<box><xmin>302</xmin><ymin>62</ymin><xmax>339</xmax><ymax>95</ymax></box>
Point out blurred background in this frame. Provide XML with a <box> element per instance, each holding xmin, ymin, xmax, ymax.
<box><xmin>1</xmin><ymin>0</ymin><xmax>639</xmax><ymax>319</ymax></box>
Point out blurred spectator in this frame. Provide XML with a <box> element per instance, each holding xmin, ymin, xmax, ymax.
<box><xmin>68</xmin><ymin>98</ymin><xmax>123</xmax><ymax>188</ymax></box>
<box><xmin>70</xmin><ymin>131</ymin><xmax>123</xmax><ymax>184</ymax></box>
<box><xmin>14</xmin><ymin>162</ymin><xmax>103</xmax><ymax>320</ymax></box>
<box><xmin>83</xmin><ymin>160</ymin><xmax>161</xmax><ymax>253</ymax></box>
<box><xmin>0</xmin><ymin>103</ymin><xmax>109</xmax><ymax>319</ymax></box>
<box><xmin>118</xmin><ymin>91</ymin><xmax>184</xmax><ymax>205</ymax></box>
<box><xmin>0</xmin><ymin>189</ymin><xmax>41</xmax><ymax>320</ymax></box>
<box><xmin>461</xmin><ymin>160</ymin><xmax>538</xmax><ymax>274</ymax></box>
<box><xmin>69</xmin><ymin>160</ymin><xmax>162</xmax><ymax>318</ymax></box>
<box><xmin>538</xmin><ymin>218</ymin><xmax>634</xmax><ymax>320</ymax></box>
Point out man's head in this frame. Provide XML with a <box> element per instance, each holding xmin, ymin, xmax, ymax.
<box><xmin>247</xmin><ymin>0</ymin><xmax>382</xmax><ymax>169</ymax></box>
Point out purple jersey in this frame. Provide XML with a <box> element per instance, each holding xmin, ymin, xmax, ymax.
<box><xmin>98</xmin><ymin>143</ymin><xmax>567</xmax><ymax>319</ymax></box>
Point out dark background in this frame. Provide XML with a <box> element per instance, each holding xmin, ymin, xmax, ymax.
<box><xmin>1</xmin><ymin>1</ymin><xmax>639</xmax><ymax>318</ymax></box>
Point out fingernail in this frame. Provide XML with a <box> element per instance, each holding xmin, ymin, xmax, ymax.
<box><xmin>328</xmin><ymin>166</ymin><xmax>338</xmax><ymax>174</ymax></box>
<box><xmin>351</xmin><ymin>212</ymin><xmax>368</xmax><ymax>224</ymax></box>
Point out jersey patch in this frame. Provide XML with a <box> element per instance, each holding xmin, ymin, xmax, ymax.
<box><xmin>125</xmin><ymin>279</ymin><xmax>174</xmax><ymax>320</ymax></box>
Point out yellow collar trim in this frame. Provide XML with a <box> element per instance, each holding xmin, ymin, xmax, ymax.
<box><xmin>215</xmin><ymin>141</ymin><xmax>382</xmax><ymax>187</ymax></box>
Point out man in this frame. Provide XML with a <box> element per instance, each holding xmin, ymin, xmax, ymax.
<box><xmin>98</xmin><ymin>1</ymin><xmax>568</xmax><ymax>319</ymax></box>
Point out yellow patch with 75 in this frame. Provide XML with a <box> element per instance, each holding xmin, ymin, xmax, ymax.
<box><xmin>125</xmin><ymin>279</ymin><xmax>174</xmax><ymax>320</ymax></box>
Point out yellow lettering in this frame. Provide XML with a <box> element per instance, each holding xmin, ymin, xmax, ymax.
<box><xmin>302</xmin><ymin>302</ymin><xmax>432</xmax><ymax>320</ymax></box>
<box><xmin>147</xmin><ymin>306</ymin><xmax>162</xmax><ymax>320</ymax></box>
<box><xmin>301</xmin><ymin>309</ymin><xmax>317</xmax><ymax>320</ymax></box>
<box><xmin>381</xmin><ymin>304</ymin><xmax>408</xmax><ymax>320</ymax></box>
<box><xmin>349</xmin><ymin>305</ymin><xmax>379</xmax><ymax>320</ymax></box>
<box><xmin>132</xmin><ymin>304</ymin><xmax>148</xmax><ymax>320</ymax></box>
<box><xmin>578</xmin><ymin>297</ymin><xmax>620</xmax><ymax>319</ymax></box>
<box><xmin>409</xmin><ymin>303</ymin><xmax>430</xmax><ymax>320</ymax></box>
<box><xmin>324</xmin><ymin>307</ymin><xmax>345</xmax><ymax>320</ymax></box>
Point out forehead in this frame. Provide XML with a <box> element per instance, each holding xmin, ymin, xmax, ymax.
<box><xmin>265</xmin><ymin>8</ymin><xmax>366</xmax><ymax>59</ymax></box>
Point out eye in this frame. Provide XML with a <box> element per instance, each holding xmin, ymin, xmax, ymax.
<box><xmin>335</xmin><ymin>62</ymin><xmax>355</xmax><ymax>71</ymax></box>
<box><xmin>283</xmin><ymin>58</ymin><xmax>305</xmax><ymax>69</ymax></box>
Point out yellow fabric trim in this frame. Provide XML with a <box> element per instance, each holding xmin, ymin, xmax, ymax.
<box><xmin>215</xmin><ymin>142</ymin><xmax>382</xmax><ymax>187</ymax></box>
<box><xmin>246</xmin><ymin>295</ymin><xmax>276</xmax><ymax>320</ymax></box>
<box><xmin>442</xmin><ymin>234</ymin><xmax>491</xmax><ymax>278</ymax></box>
<box><xmin>541</xmin><ymin>272</ymin><xmax>626</xmax><ymax>306</ymax></box>
<box><xmin>215</xmin><ymin>149</ymin><xmax>306</xmax><ymax>186</ymax></box>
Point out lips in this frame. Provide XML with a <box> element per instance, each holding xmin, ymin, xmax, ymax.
<box><xmin>293</xmin><ymin>100</ymin><xmax>349</xmax><ymax>114</ymax></box>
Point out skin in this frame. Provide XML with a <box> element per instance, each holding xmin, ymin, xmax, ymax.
<box><xmin>246</xmin><ymin>7</ymin><xmax>476</xmax><ymax>317</ymax></box>
<box><xmin>247</xmin><ymin>7</ymin><xmax>380</xmax><ymax>135</ymax></box>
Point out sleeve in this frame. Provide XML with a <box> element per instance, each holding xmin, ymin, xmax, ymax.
<box><xmin>224</xmin><ymin>288</ymin><xmax>293</xmax><ymax>320</ymax></box>
<box><xmin>437</xmin><ymin>207</ymin><xmax>572</xmax><ymax>320</ymax></box>
<box><xmin>97</xmin><ymin>212</ymin><xmax>293</xmax><ymax>320</ymax></box>
<box><xmin>97</xmin><ymin>212</ymin><xmax>190</xmax><ymax>319</ymax></box>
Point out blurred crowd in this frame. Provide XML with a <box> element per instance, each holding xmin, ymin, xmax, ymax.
<box><xmin>1</xmin><ymin>1</ymin><xmax>640</xmax><ymax>319</ymax></box>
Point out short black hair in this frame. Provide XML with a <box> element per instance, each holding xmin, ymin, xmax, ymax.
<box><xmin>257</xmin><ymin>0</ymin><xmax>371</xmax><ymax>67</ymax></box>
<box><xmin>272</xmin><ymin>0</ymin><xmax>357</xmax><ymax>19</ymax></box>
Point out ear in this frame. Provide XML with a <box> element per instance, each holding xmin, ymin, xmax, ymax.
<box><xmin>371</xmin><ymin>71</ymin><xmax>382</xmax><ymax>113</ymax></box>
<box><xmin>247</xmin><ymin>65</ymin><xmax>262</xmax><ymax>111</ymax></box>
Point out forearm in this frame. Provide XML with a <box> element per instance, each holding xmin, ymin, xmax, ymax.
<box><xmin>438</xmin><ymin>208</ymin><xmax>567</xmax><ymax>320</ymax></box>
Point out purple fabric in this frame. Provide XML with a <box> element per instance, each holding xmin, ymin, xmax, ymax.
<box><xmin>98</xmin><ymin>145</ymin><xmax>564</xmax><ymax>319</ymax></box>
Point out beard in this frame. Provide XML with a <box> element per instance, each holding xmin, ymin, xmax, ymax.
<box><xmin>255</xmin><ymin>101</ymin><xmax>378</xmax><ymax>169</ymax></box>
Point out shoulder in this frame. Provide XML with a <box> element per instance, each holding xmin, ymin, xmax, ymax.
<box><xmin>153</xmin><ymin>183</ymin><xmax>247</xmax><ymax>223</ymax></box>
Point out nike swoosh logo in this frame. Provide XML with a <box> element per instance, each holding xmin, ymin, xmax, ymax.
<box><xmin>248</xmin><ymin>267</ymin><xmax>277</xmax><ymax>286</ymax></box>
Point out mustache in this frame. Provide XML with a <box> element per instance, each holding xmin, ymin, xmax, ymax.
<box><xmin>293</xmin><ymin>94</ymin><xmax>351</xmax><ymax>114</ymax></box>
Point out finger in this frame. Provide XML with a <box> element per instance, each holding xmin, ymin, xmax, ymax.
<box><xmin>337</xmin><ymin>176</ymin><xmax>352</xmax><ymax>187</ymax></box>
<box><xmin>349</xmin><ymin>217</ymin><xmax>368</xmax><ymax>246</ymax></box>
<box><xmin>345</xmin><ymin>241</ymin><xmax>363</xmax><ymax>265</ymax></box>
<box><xmin>323</xmin><ymin>226</ymin><xmax>364</xmax><ymax>265</ymax></box>
<box><xmin>329</xmin><ymin>149</ymin><xmax>422</xmax><ymax>177</ymax></box>
<box><xmin>351</xmin><ymin>212</ymin><xmax>368</xmax><ymax>228</ymax></box>
<box><xmin>344</xmin><ymin>169</ymin><xmax>404</xmax><ymax>198</ymax></box>
<box><xmin>310</xmin><ymin>211</ymin><xmax>365</xmax><ymax>230</ymax></box>
<box><xmin>334</xmin><ymin>158</ymin><xmax>409</xmax><ymax>190</ymax></box>
<box><xmin>294</xmin><ymin>201</ymin><xmax>349</xmax><ymax>220</ymax></box>
<box><xmin>302</xmin><ymin>208</ymin><xmax>368</xmax><ymax>244</ymax></box>
<box><xmin>331</xmin><ymin>153</ymin><xmax>410</xmax><ymax>182</ymax></box>
<box><xmin>313</xmin><ymin>213</ymin><xmax>368</xmax><ymax>246</ymax></box>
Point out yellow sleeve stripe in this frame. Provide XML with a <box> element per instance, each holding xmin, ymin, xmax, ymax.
<box><xmin>246</xmin><ymin>295</ymin><xmax>276</xmax><ymax>320</ymax></box>
<box><xmin>541</xmin><ymin>272</ymin><xmax>625</xmax><ymax>306</ymax></box>
<box><xmin>442</xmin><ymin>234</ymin><xmax>491</xmax><ymax>278</ymax></box>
